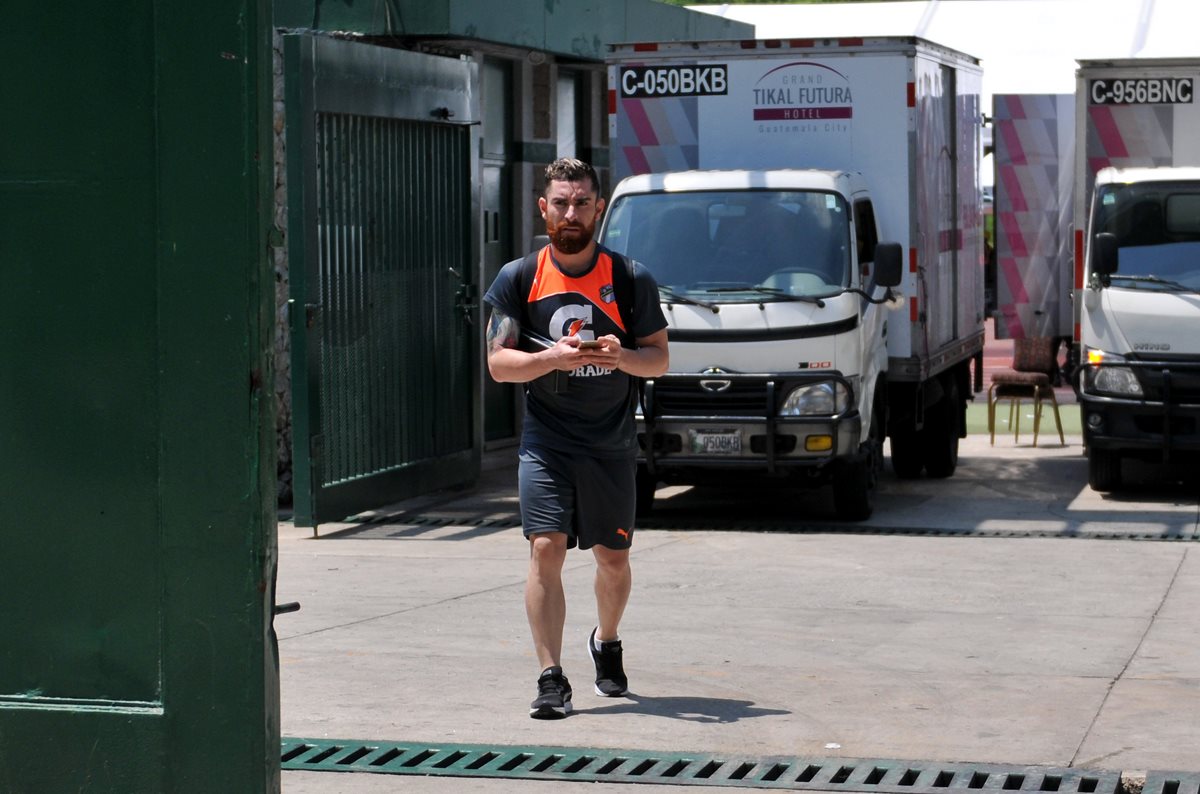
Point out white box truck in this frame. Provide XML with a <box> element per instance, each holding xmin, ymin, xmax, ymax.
<box><xmin>598</xmin><ymin>37</ymin><xmax>985</xmax><ymax>519</ymax></box>
<box><xmin>1074</xmin><ymin>58</ymin><xmax>1200</xmax><ymax>490</ymax></box>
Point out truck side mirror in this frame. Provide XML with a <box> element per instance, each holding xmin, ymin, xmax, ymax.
<box><xmin>874</xmin><ymin>242</ymin><xmax>902</xmax><ymax>287</ymax></box>
<box><xmin>1092</xmin><ymin>232</ymin><xmax>1118</xmax><ymax>279</ymax></box>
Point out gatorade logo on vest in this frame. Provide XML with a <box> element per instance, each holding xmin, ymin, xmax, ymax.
<box><xmin>527</xmin><ymin>247</ymin><xmax>627</xmax><ymax>340</ymax></box>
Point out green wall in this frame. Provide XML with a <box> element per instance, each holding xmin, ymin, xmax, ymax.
<box><xmin>274</xmin><ymin>0</ymin><xmax>754</xmax><ymax>58</ymax></box>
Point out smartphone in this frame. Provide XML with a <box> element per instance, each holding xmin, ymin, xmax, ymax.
<box><xmin>578</xmin><ymin>340</ymin><xmax>602</xmax><ymax>349</ymax></box>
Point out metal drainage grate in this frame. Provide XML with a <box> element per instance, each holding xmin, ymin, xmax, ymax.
<box><xmin>367</xmin><ymin>512</ymin><xmax>1199</xmax><ymax>543</ymax></box>
<box><xmin>1144</xmin><ymin>773</ymin><xmax>1200</xmax><ymax>794</ymax></box>
<box><xmin>280</xmin><ymin>738</ymin><xmax>1154</xmax><ymax>792</ymax></box>
<box><xmin>385</xmin><ymin>515</ymin><xmax>520</xmax><ymax>528</ymax></box>
<box><xmin>631</xmin><ymin>518</ymin><xmax>1200</xmax><ymax>543</ymax></box>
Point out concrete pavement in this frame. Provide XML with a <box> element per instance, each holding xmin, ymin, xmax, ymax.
<box><xmin>277</xmin><ymin>434</ymin><xmax>1199</xmax><ymax>792</ymax></box>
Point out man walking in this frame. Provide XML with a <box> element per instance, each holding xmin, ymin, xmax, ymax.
<box><xmin>484</xmin><ymin>158</ymin><xmax>669</xmax><ymax>718</ymax></box>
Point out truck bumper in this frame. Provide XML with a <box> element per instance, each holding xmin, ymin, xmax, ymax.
<box><xmin>636</xmin><ymin>372</ymin><xmax>867</xmax><ymax>483</ymax></box>
<box><xmin>1079</xmin><ymin>393</ymin><xmax>1200</xmax><ymax>462</ymax></box>
<box><xmin>638</xmin><ymin>413</ymin><xmax>864</xmax><ymax>485</ymax></box>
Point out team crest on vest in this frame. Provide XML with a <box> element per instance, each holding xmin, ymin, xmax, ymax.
<box><xmin>599</xmin><ymin>283</ymin><xmax>616</xmax><ymax>304</ymax></box>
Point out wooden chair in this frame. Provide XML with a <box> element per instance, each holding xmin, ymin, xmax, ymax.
<box><xmin>988</xmin><ymin>336</ymin><xmax>1065</xmax><ymax>446</ymax></box>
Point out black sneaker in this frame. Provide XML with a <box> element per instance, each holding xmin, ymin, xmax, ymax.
<box><xmin>529</xmin><ymin>666</ymin><xmax>572</xmax><ymax>719</ymax></box>
<box><xmin>587</xmin><ymin>627</ymin><xmax>628</xmax><ymax>697</ymax></box>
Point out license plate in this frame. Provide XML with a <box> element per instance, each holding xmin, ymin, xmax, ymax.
<box><xmin>689</xmin><ymin>429</ymin><xmax>742</xmax><ymax>455</ymax></box>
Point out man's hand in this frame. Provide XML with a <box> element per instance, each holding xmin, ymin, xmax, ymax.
<box><xmin>567</xmin><ymin>333</ymin><xmax>623</xmax><ymax>370</ymax></box>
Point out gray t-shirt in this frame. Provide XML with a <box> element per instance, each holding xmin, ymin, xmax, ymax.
<box><xmin>484</xmin><ymin>245</ymin><xmax>667</xmax><ymax>458</ymax></box>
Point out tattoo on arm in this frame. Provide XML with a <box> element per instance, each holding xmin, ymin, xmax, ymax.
<box><xmin>486</xmin><ymin>310</ymin><xmax>520</xmax><ymax>355</ymax></box>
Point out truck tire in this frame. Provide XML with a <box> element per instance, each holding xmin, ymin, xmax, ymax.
<box><xmin>635</xmin><ymin>466</ymin><xmax>658</xmax><ymax>516</ymax></box>
<box><xmin>923</xmin><ymin>378</ymin><xmax>960</xmax><ymax>478</ymax></box>
<box><xmin>834</xmin><ymin>400</ymin><xmax>883</xmax><ymax>521</ymax></box>
<box><xmin>832</xmin><ymin>458</ymin><xmax>874</xmax><ymax>521</ymax></box>
<box><xmin>889</xmin><ymin>430</ymin><xmax>924</xmax><ymax>478</ymax></box>
<box><xmin>1088</xmin><ymin>448</ymin><xmax>1122</xmax><ymax>492</ymax></box>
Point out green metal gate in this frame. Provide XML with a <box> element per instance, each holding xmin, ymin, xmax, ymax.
<box><xmin>285</xmin><ymin>35</ymin><xmax>481</xmax><ymax>527</ymax></box>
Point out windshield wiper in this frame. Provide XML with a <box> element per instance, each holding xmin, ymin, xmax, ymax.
<box><xmin>702</xmin><ymin>284</ymin><xmax>827</xmax><ymax>308</ymax></box>
<box><xmin>658</xmin><ymin>285</ymin><xmax>720</xmax><ymax>313</ymax></box>
<box><xmin>1109</xmin><ymin>274</ymin><xmax>1200</xmax><ymax>293</ymax></box>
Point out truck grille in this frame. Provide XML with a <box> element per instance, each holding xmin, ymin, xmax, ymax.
<box><xmin>652</xmin><ymin>380</ymin><xmax>770</xmax><ymax>415</ymax></box>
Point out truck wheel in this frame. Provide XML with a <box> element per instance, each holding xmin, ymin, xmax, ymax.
<box><xmin>635</xmin><ymin>466</ymin><xmax>658</xmax><ymax>516</ymax></box>
<box><xmin>923</xmin><ymin>378</ymin><xmax>960</xmax><ymax>479</ymax></box>
<box><xmin>834</xmin><ymin>402</ymin><xmax>883</xmax><ymax>521</ymax></box>
<box><xmin>833</xmin><ymin>458</ymin><xmax>874</xmax><ymax>521</ymax></box>
<box><xmin>890</xmin><ymin>431</ymin><xmax>924</xmax><ymax>478</ymax></box>
<box><xmin>1088</xmin><ymin>448</ymin><xmax>1122</xmax><ymax>492</ymax></box>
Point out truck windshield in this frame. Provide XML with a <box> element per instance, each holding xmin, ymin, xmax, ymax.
<box><xmin>600</xmin><ymin>189</ymin><xmax>851</xmax><ymax>302</ymax></box>
<box><xmin>1093</xmin><ymin>181</ymin><xmax>1200</xmax><ymax>290</ymax></box>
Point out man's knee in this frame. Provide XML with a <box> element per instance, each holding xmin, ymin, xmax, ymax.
<box><xmin>592</xmin><ymin>545</ymin><xmax>630</xmax><ymax>574</ymax></box>
<box><xmin>529</xmin><ymin>532</ymin><xmax>568</xmax><ymax>569</ymax></box>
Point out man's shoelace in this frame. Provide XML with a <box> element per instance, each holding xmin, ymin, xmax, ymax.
<box><xmin>538</xmin><ymin>675</ymin><xmax>568</xmax><ymax>696</ymax></box>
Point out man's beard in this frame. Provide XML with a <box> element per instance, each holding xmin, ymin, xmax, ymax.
<box><xmin>548</xmin><ymin>219</ymin><xmax>595</xmax><ymax>255</ymax></box>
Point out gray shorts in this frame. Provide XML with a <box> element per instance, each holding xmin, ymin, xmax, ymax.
<box><xmin>517</xmin><ymin>445</ymin><xmax>636</xmax><ymax>551</ymax></box>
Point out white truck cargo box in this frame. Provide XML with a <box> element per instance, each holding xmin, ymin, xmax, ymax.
<box><xmin>1074</xmin><ymin>58</ymin><xmax>1200</xmax><ymax>297</ymax></box>
<box><xmin>992</xmin><ymin>94</ymin><xmax>1075</xmax><ymax>342</ymax></box>
<box><xmin>608</xmin><ymin>37</ymin><xmax>985</xmax><ymax>381</ymax></box>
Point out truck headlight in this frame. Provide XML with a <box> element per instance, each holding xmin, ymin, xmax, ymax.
<box><xmin>781</xmin><ymin>381</ymin><xmax>851</xmax><ymax>416</ymax></box>
<box><xmin>1084</xmin><ymin>350</ymin><xmax>1143</xmax><ymax>397</ymax></box>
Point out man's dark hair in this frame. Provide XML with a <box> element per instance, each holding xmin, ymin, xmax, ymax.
<box><xmin>544</xmin><ymin>158</ymin><xmax>601</xmax><ymax>197</ymax></box>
